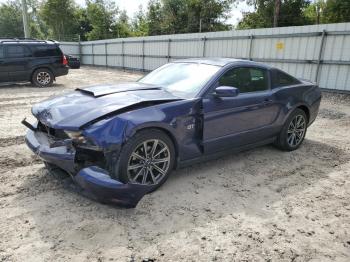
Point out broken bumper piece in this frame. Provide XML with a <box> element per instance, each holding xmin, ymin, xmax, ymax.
<box><xmin>25</xmin><ymin>128</ymin><xmax>76</xmax><ymax>174</ymax></box>
<box><xmin>74</xmin><ymin>166</ymin><xmax>152</xmax><ymax>208</ymax></box>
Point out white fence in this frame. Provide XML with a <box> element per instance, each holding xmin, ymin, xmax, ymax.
<box><xmin>60</xmin><ymin>22</ymin><xmax>350</xmax><ymax>92</ymax></box>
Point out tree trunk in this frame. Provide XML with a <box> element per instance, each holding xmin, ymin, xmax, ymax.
<box><xmin>273</xmin><ymin>0</ymin><xmax>281</xmax><ymax>27</ymax></box>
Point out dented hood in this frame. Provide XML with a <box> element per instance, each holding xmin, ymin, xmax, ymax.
<box><xmin>32</xmin><ymin>82</ymin><xmax>181</xmax><ymax>130</ymax></box>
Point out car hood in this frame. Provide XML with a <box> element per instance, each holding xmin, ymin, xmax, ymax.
<box><xmin>32</xmin><ymin>82</ymin><xmax>181</xmax><ymax>130</ymax></box>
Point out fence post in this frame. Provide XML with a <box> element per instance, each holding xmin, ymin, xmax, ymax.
<box><xmin>202</xmin><ymin>37</ymin><xmax>207</xmax><ymax>57</ymax></box>
<box><xmin>248</xmin><ymin>34</ymin><xmax>254</xmax><ymax>60</ymax></box>
<box><xmin>91</xmin><ymin>43</ymin><xmax>94</xmax><ymax>66</ymax></box>
<box><xmin>78</xmin><ymin>36</ymin><xmax>82</xmax><ymax>63</ymax></box>
<box><xmin>122</xmin><ymin>40</ymin><xmax>125</xmax><ymax>70</ymax></box>
<box><xmin>167</xmin><ymin>39</ymin><xmax>171</xmax><ymax>62</ymax></box>
<box><xmin>142</xmin><ymin>39</ymin><xmax>145</xmax><ymax>71</ymax></box>
<box><xmin>105</xmin><ymin>42</ymin><xmax>108</xmax><ymax>67</ymax></box>
<box><xmin>315</xmin><ymin>29</ymin><xmax>326</xmax><ymax>85</ymax></box>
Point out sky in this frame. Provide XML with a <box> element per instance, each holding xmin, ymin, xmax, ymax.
<box><xmin>0</xmin><ymin>0</ymin><xmax>254</xmax><ymax>26</ymax></box>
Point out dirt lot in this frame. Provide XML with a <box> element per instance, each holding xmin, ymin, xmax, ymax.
<box><xmin>0</xmin><ymin>67</ymin><xmax>349</xmax><ymax>262</ymax></box>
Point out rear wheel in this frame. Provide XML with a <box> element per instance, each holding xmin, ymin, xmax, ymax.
<box><xmin>275</xmin><ymin>109</ymin><xmax>307</xmax><ymax>151</ymax></box>
<box><xmin>32</xmin><ymin>68</ymin><xmax>54</xmax><ymax>87</ymax></box>
<box><xmin>117</xmin><ymin>129</ymin><xmax>175</xmax><ymax>191</ymax></box>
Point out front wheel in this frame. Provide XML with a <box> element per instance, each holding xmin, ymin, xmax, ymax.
<box><xmin>275</xmin><ymin>109</ymin><xmax>308</xmax><ymax>151</ymax></box>
<box><xmin>117</xmin><ymin>129</ymin><xmax>175</xmax><ymax>191</ymax></box>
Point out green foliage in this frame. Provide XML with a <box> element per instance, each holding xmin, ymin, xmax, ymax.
<box><xmin>237</xmin><ymin>0</ymin><xmax>311</xmax><ymax>29</ymax></box>
<box><xmin>0</xmin><ymin>0</ymin><xmax>24</xmax><ymax>37</ymax></box>
<box><xmin>322</xmin><ymin>0</ymin><xmax>350</xmax><ymax>24</ymax></box>
<box><xmin>85</xmin><ymin>0</ymin><xmax>118</xmax><ymax>40</ymax></box>
<box><xmin>1</xmin><ymin>0</ymin><xmax>349</xmax><ymax>41</ymax></box>
<box><xmin>131</xmin><ymin>6</ymin><xmax>149</xmax><ymax>36</ymax></box>
<box><xmin>75</xmin><ymin>7</ymin><xmax>92</xmax><ymax>41</ymax></box>
<box><xmin>114</xmin><ymin>10</ymin><xmax>133</xmax><ymax>38</ymax></box>
<box><xmin>40</xmin><ymin>0</ymin><xmax>79</xmax><ymax>40</ymax></box>
<box><xmin>158</xmin><ymin>0</ymin><xmax>233</xmax><ymax>34</ymax></box>
<box><xmin>147</xmin><ymin>0</ymin><xmax>163</xmax><ymax>35</ymax></box>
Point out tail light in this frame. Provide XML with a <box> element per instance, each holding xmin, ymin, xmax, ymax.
<box><xmin>62</xmin><ymin>55</ymin><xmax>68</xmax><ymax>65</ymax></box>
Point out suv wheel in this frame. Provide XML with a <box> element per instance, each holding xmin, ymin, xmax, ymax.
<box><xmin>32</xmin><ymin>69</ymin><xmax>54</xmax><ymax>87</ymax></box>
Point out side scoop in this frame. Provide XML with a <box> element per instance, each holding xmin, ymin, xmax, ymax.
<box><xmin>74</xmin><ymin>166</ymin><xmax>153</xmax><ymax>208</ymax></box>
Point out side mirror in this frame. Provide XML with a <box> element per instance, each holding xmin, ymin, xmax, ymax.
<box><xmin>214</xmin><ymin>86</ymin><xmax>239</xmax><ymax>97</ymax></box>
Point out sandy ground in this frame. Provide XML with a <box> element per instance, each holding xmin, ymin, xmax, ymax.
<box><xmin>0</xmin><ymin>67</ymin><xmax>349</xmax><ymax>262</ymax></box>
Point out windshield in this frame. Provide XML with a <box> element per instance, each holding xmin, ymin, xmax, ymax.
<box><xmin>138</xmin><ymin>62</ymin><xmax>221</xmax><ymax>98</ymax></box>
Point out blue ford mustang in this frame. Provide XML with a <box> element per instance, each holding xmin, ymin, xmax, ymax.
<box><xmin>23</xmin><ymin>58</ymin><xmax>321</xmax><ymax>207</ymax></box>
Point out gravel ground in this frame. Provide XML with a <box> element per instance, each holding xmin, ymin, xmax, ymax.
<box><xmin>0</xmin><ymin>67</ymin><xmax>349</xmax><ymax>262</ymax></box>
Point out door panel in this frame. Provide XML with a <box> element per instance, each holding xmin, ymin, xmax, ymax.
<box><xmin>5</xmin><ymin>45</ymin><xmax>32</xmax><ymax>81</ymax></box>
<box><xmin>0</xmin><ymin>46</ymin><xmax>9</xmax><ymax>82</ymax></box>
<box><xmin>202</xmin><ymin>66</ymin><xmax>282</xmax><ymax>154</ymax></box>
<box><xmin>203</xmin><ymin>91</ymin><xmax>281</xmax><ymax>153</ymax></box>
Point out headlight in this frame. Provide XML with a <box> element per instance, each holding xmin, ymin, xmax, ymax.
<box><xmin>64</xmin><ymin>130</ymin><xmax>86</xmax><ymax>143</ymax></box>
<box><xmin>64</xmin><ymin>130</ymin><xmax>101</xmax><ymax>150</ymax></box>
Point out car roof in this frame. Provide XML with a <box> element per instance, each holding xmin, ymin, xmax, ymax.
<box><xmin>173</xmin><ymin>57</ymin><xmax>273</xmax><ymax>69</ymax></box>
<box><xmin>0</xmin><ymin>38</ymin><xmax>59</xmax><ymax>45</ymax></box>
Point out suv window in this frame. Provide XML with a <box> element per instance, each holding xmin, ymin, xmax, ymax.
<box><xmin>5</xmin><ymin>45</ymin><xmax>31</xmax><ymax>58</ymax></box>
<box><xmin>31</xmin><ymin>45</ymin><xmax>62</xmax><ymax>57</ymax></box>
<box><xmin>273</xmin><ymin>70</ymin><xmax>300</xmax><ymax>87</ymax></box>
<box><xmin>0</xmin><ymin>46</ymin><xmax>3</xmax><ymax>58</ymax></box>
<box><xmin>218</xmin><ymin>67</ymin><xmax>269</xmax><ymax>93</ymax></box>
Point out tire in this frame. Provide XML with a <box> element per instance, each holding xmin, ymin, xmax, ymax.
<box><xmin>32</xmin><ymin>68</ymin><xmax>54</xmax><ymax>87</ymax></box>
<box><xmin>275</xmin><ymin>108</ymin><xmax>308</xmax><ymax>151</ymax></box>
<box><xmin>116</xmin><ymin>129</ymin><xmax>176</xmax><ymax>191</ymax></box>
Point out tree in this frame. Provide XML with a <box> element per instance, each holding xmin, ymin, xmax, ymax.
<box><xmin>147</xmin><ymin>0</ymin><xmax>163</xmax><ymax>35</ymax></box>
<box><xmin>28</xmin><ymin>0</ymin><xmax>48</xmax><ymax>39</ymax></box>
<box><xmin>237</xmin><ymin>0</ymin><xmax>311</xmax><ymax>29</ymax></box>
<box><xmin>145</xmin><ymin>0</ymin><xmax>233</xmax><ymax>35</ymax></box>
<box><xmin>40</xmin><ymin>0</ymin><xmax>79</xmax><ymax>40</ymax></box>
<box><xmin>75</xmin><ymin>7</ymin><xmax>92</xmax><ymax>41</ymax></box>
<box><xmin>304</xmin><ymin>0</ymin><xmax>325</xmax><ymax>24</ymax></box>
<box><xmin>85</xmin><ymin>0</ymin><xmax>118</xmax><ymax>40</ymax></box>
<box><xmin>114</xmin><ymin>10</ymin><xmax>133</xmax><ymax>38</ymax></box>
<box><xmin>273</xmin><ymin>0</ymin><xmax>281</xmax><ymax>27</ymax></box>
<box><xmin>322</xmin><ymin>0</ymin><xmax>350</xmax><ymax>23</ymax></box>
<box><xmin>0</xmin><ymin>0</ymin><xmax>24</xmax><ymax>37</ymax></box>
<box><xmin>132</xmin><ymin>6</ymin><xmax>148</xmax><ymax>36</ymax></box>
<box><xmin>186</xmin><ymin>0</ymin><xmax>233</xmax><ymax>32</ymax></box>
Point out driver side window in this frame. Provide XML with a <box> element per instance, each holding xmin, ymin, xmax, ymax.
<box><xmin>218</xmin><ymin>67</ymin><xmax>269</xmax><ymax>93</ymax></box>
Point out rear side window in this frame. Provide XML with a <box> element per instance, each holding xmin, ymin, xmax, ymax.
<box><xmin>218</xmin><ymin>67</ymin><xmax>269</xmax><ymax>93</ymax></box>
<box><xmin>0</xmin><ymin>46</ymin><xmax>3</xmax><ymax>58</ymax></box>
<box><xmin>273</xmin><ymin>70</ymin><xmax>300</xmax><ymax>88</ymax></box>
<box><xmin>31</xmin><ymin>45</ymin><xmax>62</xmax><ymax>57</ymax></box>
<box><xmin>5</xmin><ymin>45</ymin><xmax>31</xmax><ymax>58</ymax></box>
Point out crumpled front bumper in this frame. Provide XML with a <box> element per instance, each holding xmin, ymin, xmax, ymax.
<box><xmin>25</xmin><ymin>126</ymin><xmax>151</xmax><ymax>208</ymax></box>
<box><xmin>74</xmin><ymin>166</ymin><xmax>151</xmax><ymax>208</ymax></box>
<box><xmin>25</xmin><ymin>128</ymin><xmax>76</xmax><ymax>174</ymax></box>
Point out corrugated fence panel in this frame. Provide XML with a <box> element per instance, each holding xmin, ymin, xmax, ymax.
<box><xmin>61</xmin><ymin>22</ymin><xmax>350</xmax><ymax>92</ymax></box>
<box><xmin>59</xmin><ymin>42</ymin><xmax>79</xmax><ymax>56</ymax></box>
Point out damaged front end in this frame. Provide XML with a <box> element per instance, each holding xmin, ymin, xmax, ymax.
<box><xmin>22</xmin><ymin>118</ymin><xmax>152</xmax><ymax>208</ymax></box>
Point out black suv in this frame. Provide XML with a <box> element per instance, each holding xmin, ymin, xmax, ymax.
<box><xmin>0</xmin><ymin>39</ymin><xmax>69</xmax><ymax>87</ymax></box>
